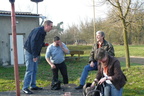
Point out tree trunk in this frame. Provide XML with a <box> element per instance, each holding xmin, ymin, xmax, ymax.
<box><xmin>122</xmin><ymin>19</ymin><xmax>130</xmax><ymax>68</ymax></box>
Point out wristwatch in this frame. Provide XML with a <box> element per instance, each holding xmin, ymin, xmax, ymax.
<box><xmin>105</xmin><ymin>76</ymin><xmax>108</xmax><ymax>80</ymax></box>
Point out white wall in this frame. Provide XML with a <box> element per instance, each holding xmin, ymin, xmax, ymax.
<box><xmin>0</xmin><ymin>16</ymin><xmax>39</xmax><ymax>65</ymax></box>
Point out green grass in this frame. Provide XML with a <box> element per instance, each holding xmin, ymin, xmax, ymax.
<box><xmin>0</xmin><ymin>45</ymin><xmax>144</xmax><ymax>96</ymax></box>
<box><xmin>66</xmin><ymin>45</ymin><xmax>144</xmax><ymax>57</ymax></box>
<box><xmin>114</xmin><ymin>45</ymin><xmax>144</xmax><ymax>57</ymax></box>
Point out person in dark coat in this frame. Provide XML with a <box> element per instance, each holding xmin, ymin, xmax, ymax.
<box><xmin>91</xmin><ymin>48</ymin><xmax>127</xmax><ymax>96</ymax></box>
<box><xmin>22</xmin><ymin>20</ymin><xmax>53</xmax><ymax>94</ymax></box>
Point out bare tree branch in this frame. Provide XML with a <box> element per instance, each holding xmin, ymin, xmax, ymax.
<box><xmin>124</xmin><ymin>0</ymin><xmax>131</xmax><ymax>18</ymax></box>
<box><xmin>107</xmin><ymin>0</ymin><xmax>119</xmax><ymax>8</ymax></box>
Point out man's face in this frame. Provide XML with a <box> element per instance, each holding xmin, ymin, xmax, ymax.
<box><xmin>44</xmin><ymin>23</ymin><xmax>53</xmax><ymax>32</ymax></box>
<box><xmin>54</xmin><ymin>40</ymin><xmax>60</xmax><ymax>46</ymax></box>
<box><xmin>96</xmin><ymin>33</ymin><xmax>104</xmax><ymax>42</ymax></box>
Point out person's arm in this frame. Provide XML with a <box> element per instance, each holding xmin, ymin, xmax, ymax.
<box><xmin>45</xmin><ymin>57</ymin><xmax>56</xmax><ymax>69</ymax></box>
<box><xmin>59</xmin><ymin>42</ymin><xmax>69</xmax><ymax>54</ymax></box>
<box><xmin>31</xmin><ymin>29</ymin><xmax>42</xmax><ymax>58</ymax></box>
<box><xmin>89</xmin><ymin>44</ymin><xmax>96</xmax><ymax>63</ymax></box>
<box><xmin>111</xmin><ymin>60</ymin><xmax>124</xmax><ymax>81</ymax></box>
<box><xmin>90</xmin><ymin>78</ymin><xmax>98</xmax><ymax>88</ymax></box>
<box><xmin>45</xmin><ymin>45</ymin><xmax>56</xmax><ymax>69</ymax></box>
<box><xmin>98</xmin><ymin>76</ymin><xmax>112</xmax><ymax>85</ymax></box>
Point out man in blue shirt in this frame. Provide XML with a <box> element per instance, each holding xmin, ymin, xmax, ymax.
<box><xmin>45</xmin><ymin>36</ymin><xmax>69</xmax><ymax>87</ymax></box>
<box><xmin>22</xmin><ymin>20</ymin><xmax>53</xmax><ymax>94</ymax></box>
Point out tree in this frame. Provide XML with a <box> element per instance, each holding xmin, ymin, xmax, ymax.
<box><xmin>102</xmin><ymin>0</ymin><xmax>132</xmax><ymax>68</ymax></box>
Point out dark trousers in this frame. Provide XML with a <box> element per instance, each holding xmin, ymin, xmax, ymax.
<box><xmin>52</xmin><ymin>61</ymin><xmax>68</xmax><ymax>84</ymax></box>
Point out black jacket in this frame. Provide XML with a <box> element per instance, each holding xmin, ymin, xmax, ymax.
<box><xmin>24</xmin><ymin>26</ymin><xmax>46</xmax><ymax>58</ymax></box>
<box><xmin>89</xmin><ymin>39</ymin><xmax>115</xmax><ymax>63</ymax></box>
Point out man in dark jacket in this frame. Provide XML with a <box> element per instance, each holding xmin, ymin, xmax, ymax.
<box><xmin>75</xmin><ymin>31</ymin><xmax>115</xmax><ymax>89</ymax></box>
<box><xmin>22</xmin><ymin>20</ymin><xmax>53</xmax><ymax>94</ymax></box>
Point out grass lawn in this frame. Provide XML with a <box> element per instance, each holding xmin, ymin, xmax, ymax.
<box><xmin>0</xmin><ymin>45</ymin><xmax>144</xmax><ymax>96</ymax></box>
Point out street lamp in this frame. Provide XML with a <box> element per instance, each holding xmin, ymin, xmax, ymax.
<box><xmin>31</xmin><ymin>0</ymin><xmax>43</xmax><ymax>14</ymax></box>
<box><xmin>93</xmin><ymin>0</ymin><xmax>96</xmax><ymax>43</ymax></box>
<box><xmin>9</xmin><ymin>0</ymin><xmax>15</xmax><ymax>3</ymax></box>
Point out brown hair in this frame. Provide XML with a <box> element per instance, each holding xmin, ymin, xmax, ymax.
<box><xmin>95</xmin><ymin>48</ymin><xmax>108</xmax><ymax>60</ymax></box>
<box><xmin>44</xmin><ymin>20</ymin><xmax>53</xmax><ymax>26</ymax></box>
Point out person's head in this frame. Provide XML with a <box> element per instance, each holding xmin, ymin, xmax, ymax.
<box><xmin>44</xmin><ymin>20</ymin><xmax>53</xmax><ymax>32</ymax></box>
<box><xmin>96</xmin><ymin>31</ymin><xmax>105</xmax><ymax>42</ymax></box>
<box><xmin>96</xmin><ymin>48</ymin><xmax>108</xmax><ymax>64</ymax></box>
<box><xmin>53</xmin><ymin>36</ymin><xmax>60</xmax><ymax>46</ymax></box>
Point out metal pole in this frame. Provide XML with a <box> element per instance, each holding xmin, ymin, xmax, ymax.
<box><xmin>36</xmin><ymin>2</ymin><xmax>38</xmax><ymax>14</ymax></box>
<box><xmin>10</xmin><ymin>2</ymin><xmax>20</xmax><ymax>96</ymax></box>
<box><xmin>93</xmin><ymin>0</ymin><xmax>96</xmax><ymax>43</ymax></box>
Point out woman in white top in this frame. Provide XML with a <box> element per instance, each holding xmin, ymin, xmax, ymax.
<box><xmin>91</xmin><ymin>48</ymin><xmax>127</xmax><ymax>96</ymax></box>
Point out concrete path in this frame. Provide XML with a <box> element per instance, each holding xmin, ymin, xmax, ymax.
<box><xmin>0</xmin><ymin>84</ymin><xmax>83</xmax><ymax>96</ymax></box>
<box><xmin>117</xmin><ymin>56</ymin><xmax>144</xmax><ymax>64</ymax></box>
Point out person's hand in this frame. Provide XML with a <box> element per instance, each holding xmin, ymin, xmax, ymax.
<box><xmin>98</xmin><ymin>77</ymin><xmax>106</xmax><ymax>85</ymax></box>
<box><xmin>90</xmin><ymin>82</ymin><xmax>96</xmax><ymax>88</ymax></box>
<box><xmin>58</xmin><ymin>41</ymin><xmax>63</xmax><ymax>48</ymax></box>
<box><xmin>90</xmin><ymin>61</ymin><xmax>95</xmax><ymax>67</ymax></box>
<box><xmin>50</xmin><ymin>64</ymin><xmax>56</xmax><ymax>69</ymax></box>
<box><xmin>33</xmin><ymin>58</ymin><xmax>38</xmax><ymax>62</ymax></box>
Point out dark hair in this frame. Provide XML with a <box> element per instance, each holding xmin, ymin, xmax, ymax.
<box><xmin>95</xmin><ymin>48</ymin><xmax>108</xmax><ymax>60</ymax></box>
<box><xmin>44</xmin><ymin>20</ymin><xmax>53</xmax><ymax>26</ymax></box>
<box><xmin>53</xmin><ymin>36</ymin><xmax>60</xmax><ymax>41</ymax></box>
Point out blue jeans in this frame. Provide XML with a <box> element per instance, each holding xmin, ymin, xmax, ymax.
<box><xmin>22</xmin><ymin>50</ymin><xmax>39</xmax><ymax>90</ymax></box>
<box><xmin>104</xmin><ymin>83</ymin><xmax>123</xmax><ymax>96</ymax></box>
<box><xmin>80</xmin><ymin>62</ymin><xmax>97</xmax><ymax>85</ymax></box>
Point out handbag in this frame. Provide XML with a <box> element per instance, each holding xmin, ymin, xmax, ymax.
<box><xmin>51</xmin><ymin>80</ymin><xmax>61</xmax><ymax>90</ymax></box>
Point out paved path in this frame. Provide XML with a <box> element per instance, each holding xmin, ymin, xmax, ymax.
<box><xmin>117</xmin><ymin>56</ymin><xmax>144</xmax><ymax>64</ymax></box>
<box><xmin>0</xmin><ymin>84</ymin><xmax>83</xmax><ymax>96</ymax></box>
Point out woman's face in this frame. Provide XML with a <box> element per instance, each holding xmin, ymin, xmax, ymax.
<box><xmin>98</xmin><ymin>56</ymin><xmax>108</xmax><ymax>64</ymax></box>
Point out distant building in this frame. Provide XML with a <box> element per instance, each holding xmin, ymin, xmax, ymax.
<box><xmin>0</xmin><ymin>10</ymin><xmax>44</xmax><ymax>66</ymax></box>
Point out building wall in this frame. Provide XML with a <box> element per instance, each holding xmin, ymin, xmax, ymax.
<box><xmin>0</xmin><ymin>16</ymin><xmax>39</xmax><ymax>65</ymax></box>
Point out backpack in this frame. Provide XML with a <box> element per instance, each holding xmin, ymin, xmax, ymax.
<box><xmin>83</xmin><ymin>83</ymin><xmax>104</xmax><ymax>96</ymax></box>
<box><xmin>51</xmin><ymin>80</ymin><xmax>61</xmax><ymax>90</ymax></box>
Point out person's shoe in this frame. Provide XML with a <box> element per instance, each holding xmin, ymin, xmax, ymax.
<box><xmin>22</xmin><ymin>88</ymin><xmax>33</xmax><ymax>94</ymax></box>
<box><xmin>30</xmin><ymin>86</ymin><xmax>43</xmax><ymax>90</ymax></box>
<box><xmin>75</xmin><ymin>85</ymin><xmax>83</xmax><ymax>89</ymax></box>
